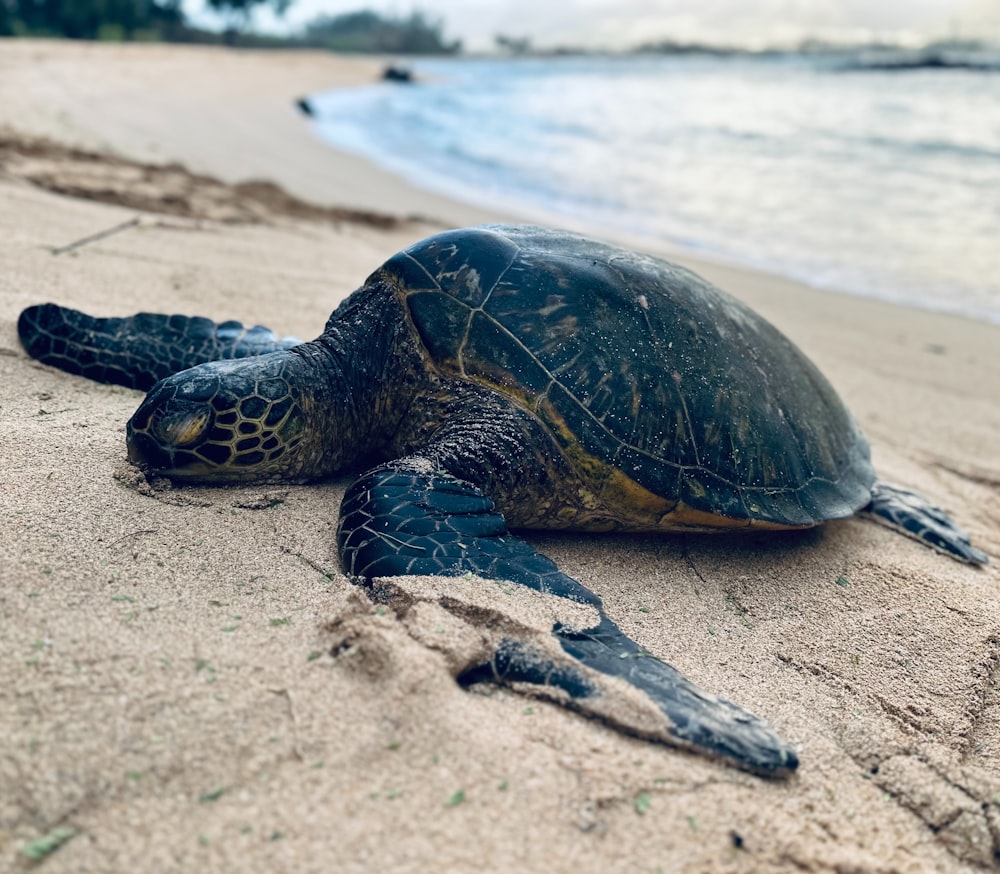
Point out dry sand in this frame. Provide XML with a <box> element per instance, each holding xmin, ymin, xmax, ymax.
<box><xmin>2</xmin><ymin>39</ymin><xmax>1000</xmax><ymax>873</ymax></box>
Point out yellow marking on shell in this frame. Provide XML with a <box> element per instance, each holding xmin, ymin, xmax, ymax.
<box><xmin>659</xmin><ymin>502</ymin><xmax>812</xmax><ymax>532</ymax></box>
<box><xmin>535</xmin><ymin>395</ymin><xmax>578</xmax><ymax>446</ymax></box>
<box><xmin>534</xmin><ymin>395</ymin><xmax>679</xmax><ymax>528</ymax></box>
<box><xmin>537</xmin><ymin>294</ymin><xmax>569</xmax><ymax>317</ymax></box>
<box><xmin>535</xmin><ymin>396</ymin><xmax>613</xmax><ymax>491</ymax></box>
<box><xmin>685</xmin><ymin>478</ymin><xmax>707</xmax><ymax>500</ymax></box>
<box><xmin>520</xmin><ymin>375</ymin><xmax>816</xmax><ymax>535</ymax></box>
<box><xmin>464</xmin><ymin>366</ymin><xmax>536</xmax><ymax>411</ymax></box>
<box><xmin>556</xmin><ymin>505</ymin><xmax>581</xmax><ymax>522</ymax></box>
<box><xmin>598</xmin><ymin>468</ymin><xmax>676</xmax><ymax>525</ymax></box>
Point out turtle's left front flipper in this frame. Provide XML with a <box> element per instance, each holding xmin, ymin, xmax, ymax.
<box><xmin>18</xmin><ymin>303</ymin><xmax>300</xmax><ymax>390</ymax></box>
<box><xmin>337</xmin><ymin>461</ymin><xmax>798</xmax><ymax>777</ymax></box>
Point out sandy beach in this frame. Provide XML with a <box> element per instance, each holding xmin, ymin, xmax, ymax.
<box><xmin>2</xmin><ymin>39</ymin><xmax>1000</xmax><ymax>872</ymax></box>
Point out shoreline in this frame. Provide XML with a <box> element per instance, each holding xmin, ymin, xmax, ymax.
<box><xmin>2</xmin><ymin>39</ymin><xmax>1000</xmax><ymax>873</ymax></box>
<box><xmin>302</xmin><ymin>53</ymin><xmax>1000</xmax><ymax>330</ymax></box>
<box><xmin>303</xmin><ymin>60</ymin><xmax>998</xmax><ymax>330</ymax></box>
<box><xmin>4</xmin><ymin>38</ymin><xmax>995</xmax><ymax>330</ymax></box>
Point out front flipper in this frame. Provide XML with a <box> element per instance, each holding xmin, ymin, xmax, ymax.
<box><xmin>861</xmin><ymin>480</ymin><xmax>988</xmax><ymax>565</ymax></box>
<box><xmin>338</xmin><ymin>461</ymin><xmax>799</xmax><ymax>776</ymax></box>
<box><xmin>18</xmin><ymin>303</ymin><xmax>300</xmax><ymax>390</ymax></box>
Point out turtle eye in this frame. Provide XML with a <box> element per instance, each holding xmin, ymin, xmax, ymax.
<box><xmin>151</xmin><ymin>400</ymin><xmax>213</xmax><ymax>447</ymax></box>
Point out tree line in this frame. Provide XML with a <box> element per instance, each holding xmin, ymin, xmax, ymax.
<box><xmin>0</xmin><ymin>1</ymin><xmax>461</xmax><ymax>53</ymax></box>
<box><xmin>302</xmin><ymin>11</ymin><xmax>460</xmax><ymax>54</ymax></box>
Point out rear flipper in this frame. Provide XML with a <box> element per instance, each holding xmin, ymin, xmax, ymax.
<box><xmin>18</xmin><ymin>303</ymin><xmax>300</xmax><ymax>390</ymax></box>
<box><xmin>459</xmin><ymin>620</ymin><xmax>798</xmax><ymax>777</ymax></box>
<box><xmin>861</xmin><ymin>480</ymin><xmax>988</xmax><ymax>565</ymax></box>
<box><xmin>338</xmin><ymin>461</ymin><xmax>799</xmax><ymax>777</ymax></box>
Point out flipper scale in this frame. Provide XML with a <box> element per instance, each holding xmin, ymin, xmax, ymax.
<box><xmin>862</xmin><ymin>480</ymin><xmax>988</xmax><ymax>565</ymax></box>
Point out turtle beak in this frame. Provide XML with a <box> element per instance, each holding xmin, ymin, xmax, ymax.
<box><xmin>126</xmin><ymin>374</ymin><xmax>218</xmax><ymax>474</ymax></box>
<box><xmin>127</xmin><ymin>428</ymin><xmax>169</xmax><ymax>470</ymax></box>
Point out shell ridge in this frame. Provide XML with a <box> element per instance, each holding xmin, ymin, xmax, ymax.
<box><xmin>468</xmin><ymin>302</ymin><xmax>642</xmax><ymax>465</ymax></box>
<box><xmin>473</xmin><ymin>250</ymin><xmax>519</xmax><ymax>312</ymax></box>
<box><xmin>457</xmin><ymin>256</ymin><xmax>520</xmax><ymax>373</ymax></box>
<box><xmin>399</xmin><ymin>251</ymin><xmax>443</xmax><ymax>291</ymax></box>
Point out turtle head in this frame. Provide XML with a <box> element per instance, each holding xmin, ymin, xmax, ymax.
<box><xmin>126</xmin><ymin>351</ymin><xmax>335</xmax><ymax>483</ymax></box>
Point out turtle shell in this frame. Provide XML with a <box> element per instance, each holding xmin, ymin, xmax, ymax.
<box><xmin>382</xmin><ymin>225</ymin><xmax>874</xmax><ymax>529</ymax></box>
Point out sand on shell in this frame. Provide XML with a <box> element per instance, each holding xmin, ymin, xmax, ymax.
<box><xmin>2</xmin><ymin>39</ymin><xmax>1000</xmax><ymax>873</ymax></box>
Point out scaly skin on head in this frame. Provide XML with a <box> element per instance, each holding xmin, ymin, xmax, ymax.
<box><xmin>126</xmin><ymin>351</ymin><xmax>323</xmax><ymax>481</ymax></box>
<box><xmin>126</xmin><ymin>281</ymin><xmax>420</xmax><ymax>483</ymax></box>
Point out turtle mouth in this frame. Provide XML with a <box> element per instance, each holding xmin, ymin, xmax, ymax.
<box><xmin>126</xmin><ymin>429</ymin><xmax>175</xmax><ymax>472</ymax></box>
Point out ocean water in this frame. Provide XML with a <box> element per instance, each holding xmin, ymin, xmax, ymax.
<box><xmin>309</xmin><ymin>54</ymin><xmax>1000</xmax><ymax>325</ymax></box>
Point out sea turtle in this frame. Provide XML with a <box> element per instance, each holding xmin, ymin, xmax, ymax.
<box><xmin>18</xmin><ymin>224</ymin><xmax>987</xmax><ymax>777</ymax></box>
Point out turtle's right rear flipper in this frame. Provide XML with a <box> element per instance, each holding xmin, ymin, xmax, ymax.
<box><xmin>459</xmin><ymin>616</ymin><xmax>798</xmax><ymax>777</ymax></box>
<box><xmin>340</xmin><ymin>462</ymin><xmax>799</xmax><ymax>778</ymax></box>
<box><xmin>550</xmin><ymin>615</ymin><xmax>799</xmax><ymax>777</ymax></box>
<box><xmin>18</xmin><ymin>303</ymin><xmax>300</xmax><ymax>391</ymax></box>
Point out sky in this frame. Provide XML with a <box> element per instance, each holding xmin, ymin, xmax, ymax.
<box><xmin>223</xmin><ymin>0</ymin><xmax>1000</xmax><ymax>49</ymax></box>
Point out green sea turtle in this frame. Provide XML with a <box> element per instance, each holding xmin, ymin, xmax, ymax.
<box><xmin>18</xmin><ymin>224</ymin><xmax>987</xmax><ymax>777</ymax></box>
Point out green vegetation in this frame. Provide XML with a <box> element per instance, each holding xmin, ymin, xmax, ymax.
<box><xmin>302</xmin><ymin>10</ymin><xmax>460</xmax><ymax>55</ymax></box>
<box><xmin>1</xmin><ymin>3</ymin><xmax>991</xmax><ymax>56</ymax></box>
<box><xmin>205</xmin><ymin>0</ymin><xmax>290</xmax><ymax>39</ymax></box>
<box><xmin>0</xmin><ymin>1</ymin><xmax>457</xmax><ymax>51</ymax></box>
<box><xmin>445</xmin><ymin>789</ymin><xmax>466</xmax><ymax>806</ymax></box>
<box><xmin>19</xmin><ymin>826</ymin><xmax>77</xmax><ymax>861</ymax></box>
<box><xmin>0</xmin><ymin>0</ymin><xmax>185</xmax><ymax>40</ymax></box>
